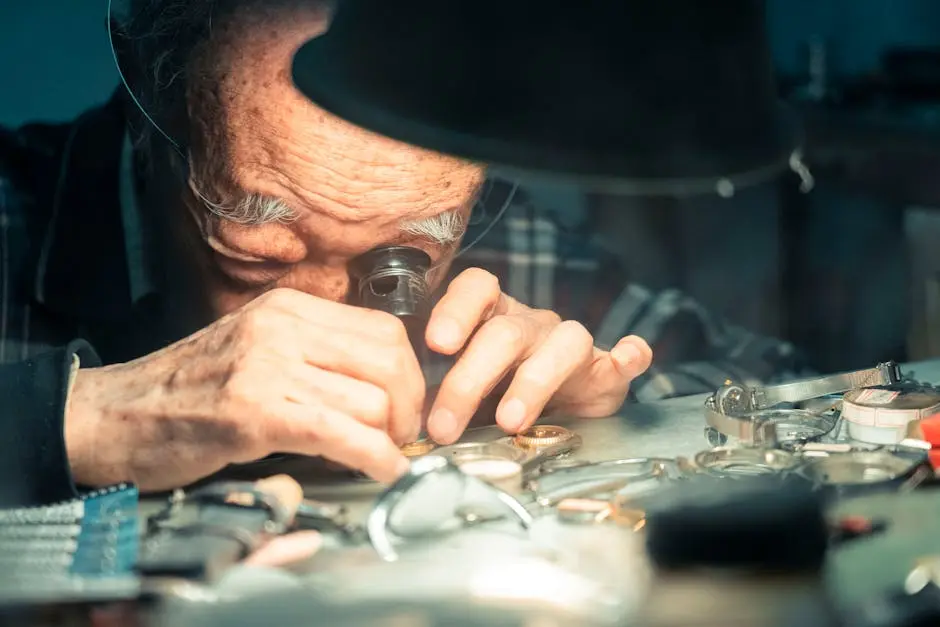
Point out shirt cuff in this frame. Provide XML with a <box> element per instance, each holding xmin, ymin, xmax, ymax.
<box><xmin>0</xmin><ymin>340</ymin><xmax>101</xmax><ymax>506</ymax></box>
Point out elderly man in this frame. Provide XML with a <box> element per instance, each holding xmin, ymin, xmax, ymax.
<box><xmin>0</xmin><ymin>1</ymin><xmax>803</xmax><ymax>507</ymax></box>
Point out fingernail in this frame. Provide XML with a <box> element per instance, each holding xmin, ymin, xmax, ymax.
<box><xmin>498</xmin><ymin>398</ymin><xmax>527</xmax><ymax>432</ymax></box>
<box><xmin>428</xmin><ymin>318</ymin><xmax>462</xmax><ymax>350</ymax></box>
<box><xmin>430</xmin><ymin>407</ymin><xmax>459</xmax><ymax>442</ymax></box>
<box><xmin>611</xmin><ymin>342</ymin><xmax>641</xmax><ymax>367</ymax></box>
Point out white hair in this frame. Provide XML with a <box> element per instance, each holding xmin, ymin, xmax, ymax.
<box><xmin>400</xmin><ymin>210</ymin><xmax>466</xmax><ymax>246</ymax></box>
<box><xmin>188</xmin><ymin>167</ymin><xmax>466</xmax><ymax>246</ymax></box>
<box><xmin>188</xmin><ymin>173</ymin><xmax>297</xmax><ymax>225</ymax></box>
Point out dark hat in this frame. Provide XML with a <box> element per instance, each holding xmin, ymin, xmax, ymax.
<box><xmin>292</xmin><ymin>0</ymin><xmax>799</xmax><ymax>195</ymax></box>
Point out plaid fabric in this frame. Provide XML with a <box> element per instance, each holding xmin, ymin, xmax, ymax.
<box><xmin>0</xmin><ymin>105</ymin><xmax>808</xmax><ymax>403</ymax></box>
<box><xmin>445</xmin><ymin>183</ymin><xmax>810</xmax><ymax>401</ymax></box>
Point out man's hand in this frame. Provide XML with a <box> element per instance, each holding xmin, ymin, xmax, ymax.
<box><xmin>425</xmin><ymin>269</ymin><xmax>652</xmax><ymax>444</ymax></box>
<box><xmin>65</xmin><ymin>288</ymin><xmax>423</xmax><ymax>491</ymax></box>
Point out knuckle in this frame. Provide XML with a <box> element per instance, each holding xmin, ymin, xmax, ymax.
<box><xmin>367</xmin><ymin>310</ymin><xmax>410</xmax><ymax>344</ymax></box>
<box><xmin>543</xmin><ymin>309</ymin><xmax>564</xmax><ymax>326</ymax></box>
<box><xmin>442</xmin><ymin>368</ymin><xmax>483</xmax><ymax>402</ymax></box>
<box><xmin>456</xmin><ymin>267</ymin><xmax>500</xmax><ymax>296</ymax></box>
<box><xmin>485</xmin><ymin>316</ymin><xmax>526</xmax><ymax>348</ymax></box>
<box><xmin>233</xmin><ymin>308</ymin><xmax>269</xmax><ymax>344</ymax></box>
<box><xmin>360</xmin><ymin>387</ymin><xmax>391</xmax><ymax>426</ymax></box>
<box><xmin>558</xmin><ymin>319</ymin><xmax>592</xmax><ymax>343</ymax></box>
<box><xmin>514</xmin><ymin>361</ymin><xmax>551</xmax><ymax>389</ymax></box>
<box><xmin>372</xmin><ymin>350</ymin><xmax>413</xmax><ymax>389</ymax></box>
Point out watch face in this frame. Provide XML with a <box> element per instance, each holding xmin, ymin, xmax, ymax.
<box><xmin>715</xmin><ymin>384</ymin><xmax>751</xmax><ymax>416</ymax></box>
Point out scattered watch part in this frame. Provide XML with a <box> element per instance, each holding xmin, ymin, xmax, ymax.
<box><xmin>538</xmin><ymin>458</ymin><xmax>591</xmax><ymax>473</ymax></box>
<box><xmin>704</xmin><ymin>426</ymin><xmax>728</xmax><ymax>448</ymax></box>
<box><xmin>905</xmin><ymin>555</ymin><xmax>940</xmax><ymax>595</ymax></box>
<box><xmin>554</xmin><ymin>498</ymin><xmax>646</xmax><ymax>531</ymax></box>
<box><xmin>704</xmin><ymin>362</ymin><xmax>901</xmax><ymax>446</ymax></box>
<box><xmin>714</xmin><ymin>383</ymin><xmax>752</xmax><ymax>416</ymax></box>
<box><xmin>454</xmin><ymin>457</ymin><xmax>524</xmax><ymax>494</ymax></box>
<box><xmin>842</xmin><ymin>386</ymin><xmax>940</xmax><ymax>445</ymax></box>
<box><xmin>800</xmin><ymin>442</ymin><xmax>854</xmax><ymax>458</ymax></box>
<box><xmin>609</xmin><ymin>494</ymin><xmax>648</xmax><ymax>532</ymax></box>
<box><xmin>694</xmin><ymin>447</ymin><xmax>800</xmax><ymax>477</ymax></box>
<box><xmin>512</xmin><ymin>425</ymin><xmax>575</xmax><ymax>449</ymax></box>
<box><xmin>367</xmin><ymin>456</ymin><xmax>533</xmax><ymax>562</ymax></box>
<box><xmin>454</xmin><ymin>506</ymin><xmax>508</xmax><ymax>527</ymax></box>
<box><xmin>796</xmin><ymin>449</ymin><xmax>925</xmax><ymax>487</ymax></box>
<box><xmin>400</xmin><ymin>439</ymin><xmax>436</xmax><ymax>457</ymax></box>
<box><xmin>556</xmin><ymin>498</ymin><xmax>614</xmax><ymax>524</ymax></box>
<box><xmin>755</xmin><ymin>408</ymin><xmax>839</xmax><ymax>443</ymax></box>
<box><xmin>703</xmin><ymin>395</ymin><xmax>778</xmax><ymax>447</ymax></box>
<box><xmin>704</xmin><ymin>399</ymin><xmax>838</xmax><ymax>449</ymax></box>
<box><xmin>432</xmin><ymin>441</ymin><xmax>527</xmax><ymax>465</ymax></box>
<box><xmin>898</xmin><ymin>438</ymin><xmax>933</xmax><ymax>451</ymax></box>
<box><xmin>529</xmin><ymin>458</ymin><xmax>680</xmax><ymax>506</ymax></box>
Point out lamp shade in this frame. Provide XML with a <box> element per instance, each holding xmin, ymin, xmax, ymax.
<box><xmin>293</xmin><ymin>0</ymin><xmax>799</xmax><ymax>194</ymax></box>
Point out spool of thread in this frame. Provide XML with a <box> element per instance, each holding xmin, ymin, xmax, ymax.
<box><xmin>843</xmin><ymin>386</ymin><xmax>940</xmax><ymax>445</ymax></box>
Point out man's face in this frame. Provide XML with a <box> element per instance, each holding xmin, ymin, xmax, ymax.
<box><xmin>178</xmin><ymin>5</ymin><xmax>486</xmax><ymax>317</ymax></box>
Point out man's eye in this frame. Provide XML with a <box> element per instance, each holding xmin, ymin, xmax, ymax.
<box><xmin>212</xmin><ymin>253</ymin><xmax>292</xmax><ymax>287</ymax></box>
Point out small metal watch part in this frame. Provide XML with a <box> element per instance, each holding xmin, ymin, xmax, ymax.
<box><xmin>694</xmin><ymin>447</ymin><xmax>800</xmax><ymax>477</ymax></box>
<box><xmin>433</xmin><ymin>441</ymin><xmax>527</xmax><ymax>465</ymax></box>
<box><xmin>512</xmin><ymin>425</ymin><xmax>574</xmax><ymax>449</ymax></box>
<box><xmin>400</xmin><ymin>439</ymin><xmax>436</xmax><ymax>457</ymax></box>
<box><xmin>366</xmin><ymin>455</ymin><xmax>533</xmax><ymax>562</ymax></box>
<box><xmin>555</xmin><ymin>497</ymin><xmax>646</xmax><ymax>531</ymax></box>
<box><xmin>456</xmin><ymin>457</ymin><xmax>524</xmax><ymax>494</ymax></box>
<box><xmin>529</xmin><ymin>457</ymin><xmax>681</xmax><ymax>505</ymax></box>
<box><xmin>796</xmin><ymin>450</ymin><xmax>925</xmax><ymax>486</ymax></box>
<box><xmin>715</xmin><ymin>383</ymin><xmax>752</xmax><ymax>416</ymax></box>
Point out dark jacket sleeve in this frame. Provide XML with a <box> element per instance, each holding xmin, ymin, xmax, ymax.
<box><xmin>0</xmin><ymin>340</ymin><xmax>101</xmax><ymax>507</ymax></box>
<box><xmin>593</xmin><ymin>286</ymin><xmax>812</xmax><ymax>401</ymax></box>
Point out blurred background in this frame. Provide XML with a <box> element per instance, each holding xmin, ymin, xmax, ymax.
<box><xmin>2</xmin><ymin>0</ymin><xmax>940</xmax><ymax>374</ymax></box>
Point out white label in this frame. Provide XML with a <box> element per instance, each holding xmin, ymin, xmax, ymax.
<box><xmin>874</xmin><ymin>409</ymin><xmax>918</xmax><ymax>428</ymax></box>
<box><xmin>842</xmin><ymin>403</ymin><xmax>876</xmax><ymax>426</ymax></box>
<box><xmin>853</xmin><ymin>389</ymin><xmax>901</xmax><ymax>405</ymax></box>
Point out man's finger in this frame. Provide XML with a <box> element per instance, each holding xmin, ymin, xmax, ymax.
<box><xmin>609</xmin><ymin>335</ymin><xmax>653</xmax><ymax>379</ymax></box>
<box><xmin>254</xmin><ymin>287</ymin><xmax>418</xmax><ymax>344</ymax></box>
<box><xmin>555</xmin><ymin>335</ymin><xmax>652</xmax><ymax>418</ymax></box>
<box><xmin>298</xmin><ymin>325</ymin><xmax>424</xmax><ymax>445</ymax></box>
<box><xmin>495</xmin><ymin>320</ymin><xmax>595</xmax><ymax>433</ymax></box>
<box><xmin>269</xmin><ymin>403</ymin><xmax>409</xmax><ymax>483</ymax></box>
<box><xmin>285</xmin><ymin>366</ymin><xmax>391</xmax><ymax>434</ymax></box>
<box><xmin>243</xmin><ymin>531</ymin><xmax>323</xmax><ymax>567</ymax></box>
<box><xmin>427</xmin><ymin>314</ymin><xmax>542</xmax><ymax>444</ymax></box>
<box><xmin>425</xmin><ymin>268</ymin><xmax>509</xmax><ymax>355</ymax></box>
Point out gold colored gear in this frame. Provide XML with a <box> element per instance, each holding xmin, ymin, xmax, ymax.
<box><xmin>400</xmin><ymin>439</ymin><xmax>436</xmax><ymax>457</ymax></box>
<box><xmin>512</xmin><ymin>425</ymin><xmax>573</xmax><ymax>449</ymax></box>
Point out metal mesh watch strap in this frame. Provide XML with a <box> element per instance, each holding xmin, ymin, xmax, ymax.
<box><xmin>751</xmin><ymin>362</ymin><xmax>901</xmax><ymax>409</ymax></box>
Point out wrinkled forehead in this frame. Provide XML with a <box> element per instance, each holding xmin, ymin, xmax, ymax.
<box><xmin>185</xmin><ymin>4</ymin><xmax>487</xmax><ymax>224</ymax></box>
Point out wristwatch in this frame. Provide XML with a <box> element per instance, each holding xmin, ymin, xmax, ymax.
<box><xmin>704</xmin><ymin>361</ymin><xmax>902</xmax><ymax>446</ymax></box>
